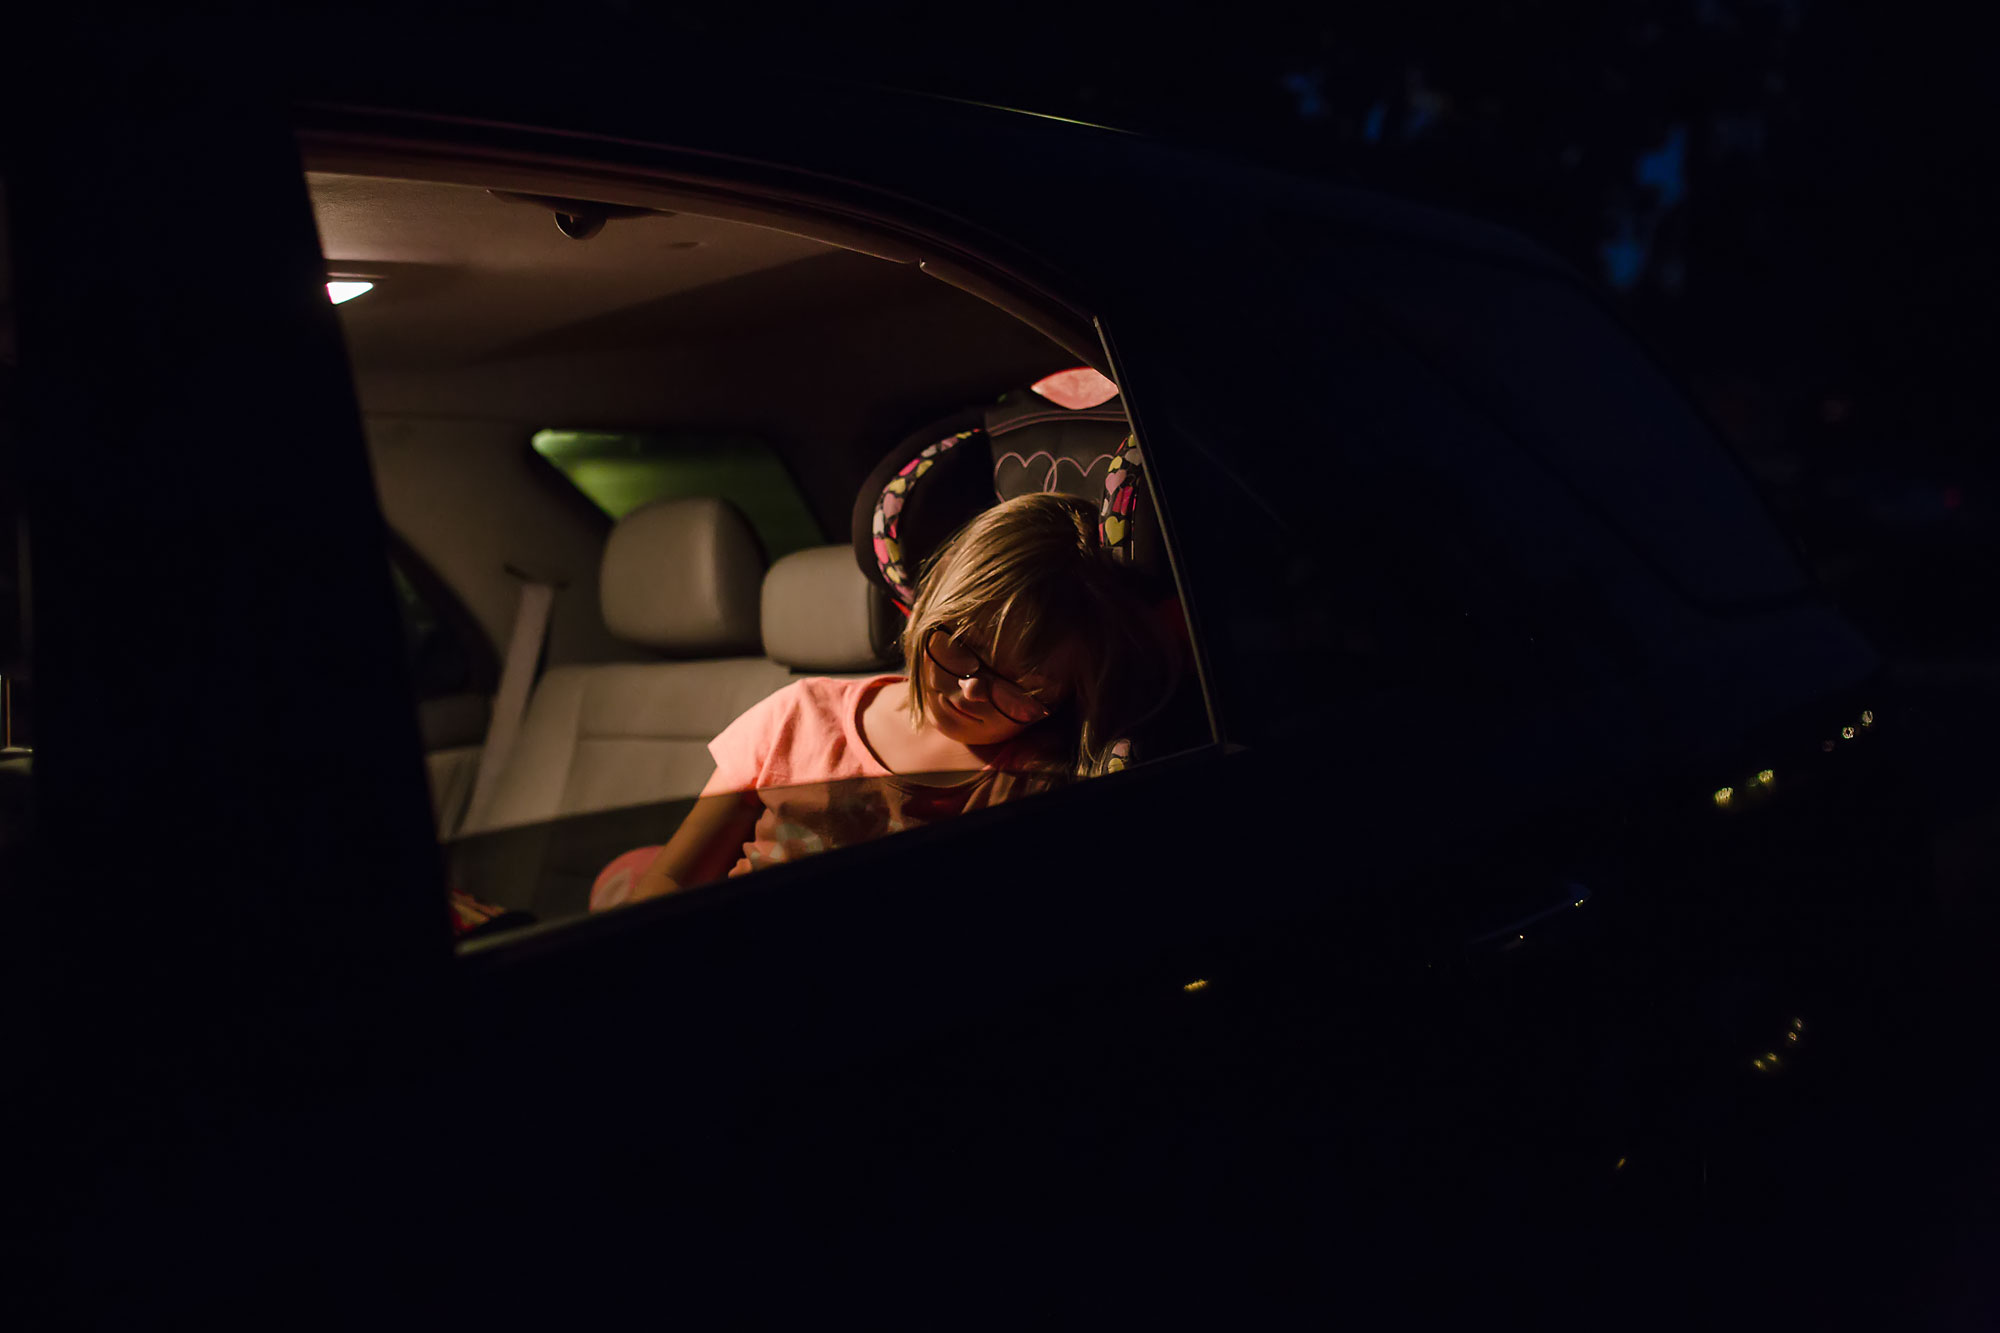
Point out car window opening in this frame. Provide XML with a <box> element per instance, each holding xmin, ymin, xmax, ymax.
<box><xmin>302</xmin><ymin>162</ymin><xmax>1209</xmax><ymax>943</ymax></box>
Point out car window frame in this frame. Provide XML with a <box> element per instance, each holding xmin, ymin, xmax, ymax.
<box><xmin>287</xmin><ymin>124</ymin><xmax>1238</xmax><ymax>903</ymax></box>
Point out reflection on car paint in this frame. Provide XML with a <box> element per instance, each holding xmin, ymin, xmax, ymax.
<box><xmin>1752</xmin><ymin>1018</ymin><xmax>1805</xmax><ymax>1074</ymax></box>
<box><xmin>1464</xmin><ymin>882</ymin><xmax>1592</xmax><ymax>955</ymax></box>
<box><xmin>1715</xmin><ymin>707</ymin><xmax>1874</xmax><ymax>814</ymax></box>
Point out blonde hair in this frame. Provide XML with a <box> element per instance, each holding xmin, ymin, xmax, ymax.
<box><xmin>902</xmin><ymin>492</ymin><xmax>1179</xmax><ymax>777</ymax></box>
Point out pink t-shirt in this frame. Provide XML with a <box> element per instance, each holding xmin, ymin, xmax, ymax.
<box><xmin>704</xmin><ymin>673</ymin><xmax>902</xmax><ymax>796</ymax></box>
<box><xmin>589</xmin><ymin>675</ymin><xmax>1062</xmax><ymax>908</ymax></box>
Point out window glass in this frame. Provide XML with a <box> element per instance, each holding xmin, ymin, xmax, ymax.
<box><xmin>389</xmin><ymin>555</ymin><xmax>475</xmax><ymax>703</ymax></box>
<box><xmin>1158</xmin><ymin>417</ymin><xmax>1540</xmax><ymax>746</ymax></box>
<box><xmin>384</xmin><ymin>545</ymin><xmax>493</xmax><ymax>793</ymax></box>
<box><xmin>532</xmin><ymin>429</ymin><xmax>823</xmax><ymax>562</ymax></box>
<box><xmin>1117</xmin><ymin>273</ymin><xmax>1716</xmax><ymax>843</ymax></box>
<box><xmin>1274</xmin><ymin>216</ymin><xmax>1806</xmax><ymax>610</ymax></box>
<box><xmin>449</xmin><ymin>771</ymin><xmax>1059</xmax><ymax>929</ymax></box>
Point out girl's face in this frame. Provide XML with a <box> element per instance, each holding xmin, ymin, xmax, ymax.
<box><xmin>919</xmin><ymin>622</ymin><xmax>1075</xmax><ymax>748</ymax></box>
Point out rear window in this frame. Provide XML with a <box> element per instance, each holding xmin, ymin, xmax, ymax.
<box><xmin>1277</xmin><ymin>217</ymin><xmax>1807</xmax><ymax>610</ymax></box>
<box><xmin>389</xmin><ymin>554</ymin><xmax>484</xmax><ymax>703</ymax></box>
<box><xmin>532</xmin><ymin>429</ymin><xmax>822</xmax><ymax>562</ymax></box>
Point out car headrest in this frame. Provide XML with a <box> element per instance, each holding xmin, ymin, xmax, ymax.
<box><xmin>761</xmin><ymin>545</ymin><xmax>900</xmax><ymax>672</ymax></box>
<box><xmin>851</xmin><ymin>369</ymin><xmax>1162</xmax><ymax>611</ymax></box>
<box><xmin>599</xmin><ymin>496</ymin><xmax>765</xmax><ymax>655</ymax></box>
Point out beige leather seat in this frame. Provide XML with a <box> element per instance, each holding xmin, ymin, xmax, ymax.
<box><xmin>453</xmin><ymin>497</ymin><xmax>897</xmax><ymax>838</ymax></box>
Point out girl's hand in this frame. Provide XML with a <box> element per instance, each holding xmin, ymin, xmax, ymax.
<box><xmin>627</xmin><ymin>858</ymin><xmax>680</xmax><ymax>904</ymax></box>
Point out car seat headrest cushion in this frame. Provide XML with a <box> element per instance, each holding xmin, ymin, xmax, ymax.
<box><xmin>600</xmin><ymin>496</ymin><xmax>765</xmax><ymax>655</ymax></box>
<box><xmin>851</xmin><ymin>406</ymin><xmax>992</xmax><ymax>611</ymax></box>
<box><xmin>761</xmin><ymin>545</ymin><xmax>899</xmax><ymax>672</ymax></box>
<box><xmin>1098</xmin><ymin>434</ymin><xmax>1159</xmax><ymax>577</ymax></box>
<box><xmin>852</xmin><ymin>388</ymin><xmax>1164</xmax><ymax>611</ymax></box>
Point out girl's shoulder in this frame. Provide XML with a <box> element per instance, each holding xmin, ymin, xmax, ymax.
<box><xmin>738</xmin><ymin>674</ymin><xmax>875</xmax><ymax>716</ymax></box>
<box><xmin>778</xmin><ymin>673</ymin><xmax>902</xmax><ymax>719</ymax></box>
<box><xmin>754</xmin><ymin>674</ymin><xmax>905</xmax><ymax>761</ymax></box>
<box><xmin>715</xmin><ymin>678</ymin><xmax>838</xmax><ymax>757</ymax></box>
<box><xmin>715</xmin><ymin>676</ymin><xmax>903</xmax><ymax>792</ymax></box>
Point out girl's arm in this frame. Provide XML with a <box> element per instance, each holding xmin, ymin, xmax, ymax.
<box><xmin>629</xmin><ymin>789</ymin><xmax>762</xmax><ymax>903</ymax></box>
<box><xmin>630</xmin><ymin>681</ymin><xmax>791</xmax><ymax>903</ymax></box>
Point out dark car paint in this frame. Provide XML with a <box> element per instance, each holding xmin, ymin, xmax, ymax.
<box><xmin>1</xmin><ymin>13</ymin><xmax>1941</xmax><ymax>1309</ymax></box>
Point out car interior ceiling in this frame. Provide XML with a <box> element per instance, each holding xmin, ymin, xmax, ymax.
<box><xmin>312</xmin><ymin>170</ymin><xmax>1084</xmax><ymax>661</ymax></box>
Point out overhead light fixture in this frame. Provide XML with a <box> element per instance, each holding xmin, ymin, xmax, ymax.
<box><xmin>326</xmin><ymin>280</ymin><xmax>374</xmax><ymax>305</ymax></box>
<box><xmin>1029</xmin><ymin>366</ymin><xmax>1120</xmax><ymax>409</ymax></box>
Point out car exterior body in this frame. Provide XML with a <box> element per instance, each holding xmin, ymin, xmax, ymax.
<box><xmin>0</xmin><ymin>12</ymin><xmax>1936</xmax><ymax>1314</ymax></box>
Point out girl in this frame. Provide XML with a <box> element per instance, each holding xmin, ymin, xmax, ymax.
<box><xmin>591</xmin><ymin>491</ymin><xmax>1176</xmax><ymax>909</ymax></box>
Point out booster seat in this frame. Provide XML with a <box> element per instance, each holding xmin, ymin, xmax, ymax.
<box><xmin>849</xmin><ymin>368</ymin><xmax>1203</xmax><ymax>766</ymax></box>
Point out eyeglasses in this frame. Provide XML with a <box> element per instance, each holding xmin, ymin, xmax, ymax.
<box><xmin>922</xmin><ymin>627</ymin><xmax>1054</xmax><ymax>725</ymax></box>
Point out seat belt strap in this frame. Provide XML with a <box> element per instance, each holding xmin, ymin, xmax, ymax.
<box><xmin>463</xmin><ymin>574</ymin><xmax>558</xmax><ymax>832</ymax></box>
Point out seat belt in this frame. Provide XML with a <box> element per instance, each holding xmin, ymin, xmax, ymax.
<box><xmin>463</xmin><ymin>569</ymin><xmax>559</xmax><ymax>833</ymax></box>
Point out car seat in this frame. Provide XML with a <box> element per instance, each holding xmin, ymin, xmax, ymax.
<box><xmin>458</xmin><ymin>497</ymin><xmax>898</xmax><ymax>839</ymax></box>
<box><xmin>448</xmin><ymin>512</ymin><xmax>901</xmax><ymax>919</ymax></box>
<box><xmin>850</xmin><ymin>368</ymin><xmax>1205</xmax><ymax>765</ymax></box>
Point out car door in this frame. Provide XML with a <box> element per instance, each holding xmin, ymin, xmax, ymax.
<box><xmin>5</xmin><ymin>19</ymin><xmax>1909</xmax><ymax>1314</ymax></box>
<box><xmin>264</xmin><ymin>27</ymin><xmax>1682</xmax><ymax>1219</ymax></box>
<box><xmin>366</xmin><ymin>52</ymin><xmax>1912</xmax><ymax>1231</ymax></box>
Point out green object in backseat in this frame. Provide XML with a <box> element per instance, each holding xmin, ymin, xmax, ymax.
<box><xmin>531</xmin><ymin>429</ymin><xmax>823</xmax><ymax>562</ymax></box>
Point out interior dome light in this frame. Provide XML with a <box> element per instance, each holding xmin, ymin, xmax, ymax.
<box><xmin>326</xmin><ymin>280</ymin><xmax>374</xmax><ymax>305</ymax></box>
<box><xmin>1029</xmin><ymin>367</ymin><xmax>1119</xmax><ymax>409</ymax></box>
